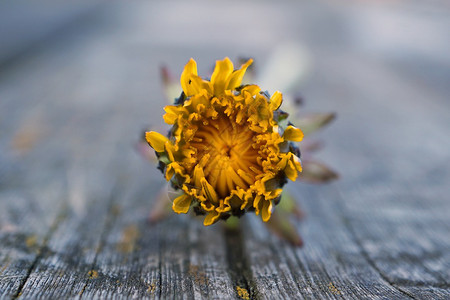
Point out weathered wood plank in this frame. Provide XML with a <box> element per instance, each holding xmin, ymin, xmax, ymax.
<box><xmin>297</xmin><ymin>49</ymin><xmax>450</xmax><ymax>298</ymax></box>
<box><xmin>0</xmin><ymin>2</ymin><xmax>102</xmax><ymax>65</ymax></box>
<box><xmin>78</xmin><ymin>169</ymin><xmax>237</xmax><ymax>299</ymax></box>
<box><xmin>243</xmin><ymin>186</ymin><xmax>415</xmax><ymax>300</ymax></box>
<box><xmin>0</xmin><ymin>4</ymin><xmax>135</xmax><ymax>296</ymax></box>
<box><xmin>326</xmin><ymin>53</ymin><xmax>449</xmax><ymax>279</ymax></box>
<box><xmin>239</xmin><ymin>7</ymin><xmax>450</xmax><ymax>295</ymax></box>
<box><xmin>0</xmin><ymin>80</ymin><xmax>77</xmax><ymax>298</ymax></box>
<box><xmin>0</xmin><ymin>194</ymin><xmax>65</xmax><ymax>298</ymax></box>
<box><xmin>0</xmin><ymin>87</ymin><xmax>127</xmax><ymax>299</ymax></box>
<box><xmin>2</xmin><ymin>71</ymin><xmax>143</xmax><ymax>299</ymax></box>
<box><xmin>399</xmin><ymin>286</ymin><xmax>450</xmax><ymax>300</ymax></box>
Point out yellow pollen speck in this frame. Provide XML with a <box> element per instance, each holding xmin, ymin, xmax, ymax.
<box><xmin>25</xmin><ymin>235</ymin><xmax>38</xmax><ymax>249</ymax></box>
<box><xmin>87</xmin><ymin>270</ymin><xmax>98</xmax><ymax>279</ymax></box>
<box><xmin>147</xmin><ymin>282</ymin><xmax>156</xmax><ymax>293</ymax></box>
<box><xmin>188</xmin><ymin>265</ymin><xmax>208</xmax><ymax>285</ymax></box>
<box><xmin>236</xmin><ymin>286</ymin><xmax>250</xmax><ymax>300</ymax></box>
<box><xmin>116</xmin><ymin>225</ymin><xmax>140</xmax><ymax>253</ymax></box>
<box><xmin>0</xmin><ymin>262</ymin><xmax>10</xmax><ymax>274</ymax></box>
<box><xmin>328</xmin><ymin>282</ymin><xmax>341</xmax><ymax>295</ymax></box>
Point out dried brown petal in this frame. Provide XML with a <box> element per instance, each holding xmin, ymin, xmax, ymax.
<box><xmin>299</xmin><ymin>160</ymin><xmax>339</xmax><ymax>183</ymax></box>
<box><xmin>264</xmin><ymin>210</ymin><xmax>303</xmax><ymax>247</ymax></box>
<box><xmin>294</xmin><ymin>113</ymin><xmax>335</xmax><ymax>136</ymax></box>
<box><xmin>148</xmin><ymin>185</ymin><xmax>174</xmax><ymax>223</ymax></box>
<box><xmin>160</xmin><ymin>65</ymin><xmax>182</xmax><ymax>103</ymax></box>
<box><xmin>277</xmin><ymin>191</ymin><xmax>305</xmax><ymax>220</ymax></box>
<box><xmin>300</xmin><ymin>140</ymin><xmax>323</xmax><ymax>153</ymax></box>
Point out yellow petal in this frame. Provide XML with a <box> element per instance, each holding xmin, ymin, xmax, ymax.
<box><xmin>283</xmin><ymin>125</ymin><xmax>304</xmax><ymax>142</ymax></box>
<box><xmin>241</xmin><ymin>84</ymin><xmax>261</xmax><ymax>96</ymax></box>
<box><xmin>163</xmin><ymin>105</ymin><xmax>185</xmax><ymax>125</ymax></box>
<box><xmin>227</xmin><ymin>58</ymin><xmax>253</xmax><ymax>90</ymax></box>
<box><xmin>165</xmin><ymin>166</ymin><xmax>174</xmax><ymax>181</ymax></box>
<box><xmin>193</xmin><ymin>165</ymin><xmax>205</xmax><ymax>187</ymax></box>
<box><xmin>200</xmin><ymin>200</ymin><xmax>215</xmax><ymax>212</ymax></box>
<box><xmin>216</xmin><ymin>199</ymin><xmax>231</xmax><ymax>213</ymax></box>
<box><xmin>211</xmin><ymin>57</ymin><xmax>233</xmax><ymax>95</ymax></box>
<box><xmin>163</xmin><ymin>113</ymin><xmax>177</xmax><ymax>125</ymax></box>
<box><xmin>292</xmin><ymin>154</ymin><xmax>302</xmax><ymax>172</ymax></box>
<box><xmin>267</xmin><ymin>189</ymin><xmax>283</xmax><ymax>199</ymax></box>
<box><xmin>237</xmin><ymin>169</ymin><xmax>254</xmax><ymax>186</ymax></box>
<box><xmin>284</xmin><ymin>159</ymin><xmax>299</xmax><ymax>181</ymax></box>
<box><xmin>165</xmin><ymin>162</ymin><xmax>183</xmax><ymax>181</ymax></box>
<box><xmin>198</xmin><ymin>153</ymin><xmax>210</xmax><ymax>167</ymax></box>
<box><xmin>189</xmin><ymin>75</ymin><xmax>213</xmax><ymax>95</ymax></box>
<box><xmin>269</xmin><ymin>91</ymin><xmax>282</xmax><ymax>111</ymax></box>
<box><xmin>240</xmin><ymin>190</ymin><xmax>254</xmax><ymax>210</ymax></box>
<box><xmin>145</xmin><ymin>131</ymin><xmax>168</xmax><ymax>152</ymax></box>
<box><xmin>253</xmin><ymin>194</ymin><xmax>263</xmax><ymax>215</ymax></box>
<box><xmin>172</xmin><ymin>194</ymin><xmax>192</xmax><ymax>214</ymax></box>
<box><xmin>201</xmin><ymin>178</ymin><xmax>219</xmax><ymax>204</ymax></box>
<box><xmin>227</xmin><ymin>166</ymin><xmax>246</xmax><ymax>189</ymax></box>
<box><xmin>180</xmin><ymin>58</ymin><xmax>199</xmax><ymax>96</ymax></box>
<box><xmin>203</xmin><ymin>210</ymin><xmax>220</xmax><ymax>226</ymax></box>
<box><xmin>261</xmin><ymin>200</ymin><xmax>273</xmax><ymax>222</ymax></box>
<box><xmin>164</xmin><ymin>141</ymin><xmax>176</xmax><ymax>162</ymax></box>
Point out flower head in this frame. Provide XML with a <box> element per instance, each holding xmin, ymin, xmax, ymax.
<box><xmin>146</xmin><ymin>58</ymin><xmax>303</xmax><ymax>226</ymax></box>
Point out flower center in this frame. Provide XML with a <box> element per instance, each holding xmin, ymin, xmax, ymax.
<box><xmin>191</xmin><ymin>113</ymin><xmax>261</xmax><ymax>198</ymax></box>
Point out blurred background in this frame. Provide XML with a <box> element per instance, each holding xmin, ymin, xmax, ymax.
<box><xmin>0</xmin><ymin>0</ymin><xmax>449</xmax><ymax>297</ymax></box>
<box><xmin>1</xmin><ymin>0</ymin><xmax>449</xmax><ymax>218</ymax></box>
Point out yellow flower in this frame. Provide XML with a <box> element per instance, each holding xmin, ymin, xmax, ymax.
<box><xmin>146</xmin><ymin>58</ymin><xmax>303</xmax><ymax>226</ymax></box>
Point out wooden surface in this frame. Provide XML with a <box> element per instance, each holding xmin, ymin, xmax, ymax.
<box><xmin>1</xmin><ymin>1</ymin><xmax>449</xmax><ymax>299</ymax></box>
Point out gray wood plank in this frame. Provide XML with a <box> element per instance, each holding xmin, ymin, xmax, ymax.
<box><xmin>0</xmin><ymin>1</ymin><xmax>102</xmax><ymax>65</ymax></box>
<box><xmin>331</xmin><ymin>55</ymin><xmax>448</xmax><ymax>285</ymax></box>
<box><xmin>78</xmin><ymin>167</ymin><xmax>237</xmax><ymax>299</ymax></box>
<box><xmin>0</xmin><ymin>89</ymin><xmax>78</xmax><ymax>298</ymax></box>
<box><xmin>1</xmin><ymin>64</ymin><xmax>146</xmax><ymax>299</ymax></box>
<box><xmin>297</xmin><ymin>49</ymin><xmax>450</xmax><ymax>298</ymax></box>
<box><xmin>0</xmin><ymin>80</ymin><xmax>127</xmax><ymax>298</ymax></box>
<box><xmin>244</xmin><ymin>186</ymin><xmax>415</xmax><ymax>300</ymax></box>
<box><xmin>15</xmin><ymin>153</ymin><xmax>123</xmax><ymax>299</ymax></box>
<box><xmin>0</xmin><ymin>7</ymin><xmax>144</xmax><ymax>296</ymax></box>
<box><xmin>239</xmin><ymin>8</ymin><xmax>450</xmax><ymax>295</ymax></box>
<box><xmin>400</xmin><ymin>286</ymin><xmax>450</xmax><ymax>300</ymax></box>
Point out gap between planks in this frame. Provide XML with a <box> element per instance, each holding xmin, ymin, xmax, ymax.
<box><xmin>224</xmin><ymin>225</ymin><xmax>260</xmax><ymax>300</ymax></box>
<box><xmin>77</xmin><ymin>182</ymin><xmax>124</xmax><ymax>299</ymax></box>
<box><xmin>11</xmin><ymin>207</ymin><xmax>69</xmax><ymax>299</ymax></box>
<box><xmin>340</xmin><ymin>208</ymin><xmax>417</xmax><ymax>299</ymax></box>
